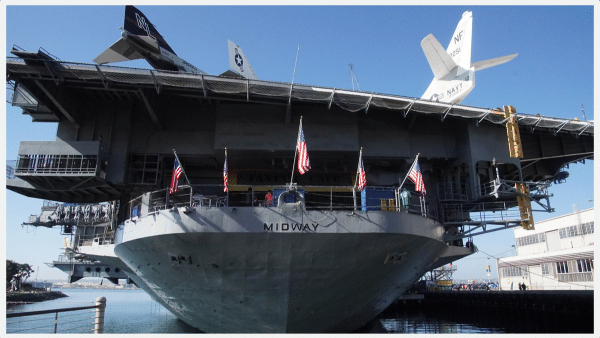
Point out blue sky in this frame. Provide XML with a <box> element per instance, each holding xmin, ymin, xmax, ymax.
<box><xmin>5</xmin><ymin>5</ymin><xmax>594</xmax><ymax>281</ymax></box>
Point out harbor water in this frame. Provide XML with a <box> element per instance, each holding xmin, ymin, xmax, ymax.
<box><xmin>6</xmin><ymin>288</ymin><xmax>199</xmax><ymax>334</ymax></box>
<box><xmin>6</xmin><ymin>288</ymin><xmax>583</xmax><ymax>334</ymax></box>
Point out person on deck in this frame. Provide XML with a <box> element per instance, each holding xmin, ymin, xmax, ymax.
<box><xmin>400</xmin><ymin>188</ymin><xmax>412</xmax><ymax>212</ymax></box>
<box><xmin>265</xmin><ymin>190</ymin><xmax>273</xmax><ymax>207</ymax></box>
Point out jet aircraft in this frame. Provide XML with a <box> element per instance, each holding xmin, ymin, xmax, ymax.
<box><xmin>94</xmin><ymin>6</ymin><xmax>257</xmax><ymax>79</ymax></box>
<box><xmin>421</xmin><ymin>11</ymin><xmax>517</xmax><ymax>104</ymax></box>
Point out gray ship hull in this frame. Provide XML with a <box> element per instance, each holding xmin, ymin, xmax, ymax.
<box><xmin>113</xmin><ymin>205</ymin><xmax>459</xmax><ymax>332</ymax></box>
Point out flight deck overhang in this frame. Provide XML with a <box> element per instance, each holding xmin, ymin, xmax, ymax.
<box><xmin>8</xmin><ymin>139</ymin><xmax>120</xmax><ymax>202</ymax></box>
<box><xmin>7</xmin><ymin>176</ymin><xmax>121</xmax><ymax>203</ymax></box>
<box><xmin>6</xmin><ymin>56</ymin><xmax>594</xmax><ymax>138</ymax></box>
<box><xmin>5</xmin><ymin>54</ymin><xmax>594</xmax><ymax>205</ymax></box>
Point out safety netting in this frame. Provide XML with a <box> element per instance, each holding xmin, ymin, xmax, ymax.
<box><xmin>7</xmin><ymin>57</ymin><xmax>593</xmax><ymax>136</ymax></box>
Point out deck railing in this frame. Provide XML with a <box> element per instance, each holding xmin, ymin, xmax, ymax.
<box><xmin>126</xmin><ymin>184</ymin><xmax>439</xmax><ymax>221</ymax></box>
<box><xmin>7</xmin><ymin>160</ymin><xmax>17</xmax><ymax>179</ymax></box>
<box><xmin>6</xmin><ymin>296</ymin><xmax>107</xmax><ymax>334</ymax></box>
<box><xmin>77</xmin><ymin>232</ymin><xmax>116</xmax><ymax>247</ymax></box>
<box><xmin>14</xmin><ymin>154</ymin><xmax>99</xmax><ymax>176</ymax></box>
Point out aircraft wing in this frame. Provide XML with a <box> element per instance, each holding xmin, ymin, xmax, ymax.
<box><xmin>471</xmin><ymin>53</ymin><xmax>518</xmax><ymax>72</ymax></box>
<box><xmin>93</xmin><ymin>38</ymin><xmax>145</xmax><ymax>65</ymax></box>
<box><xmin>421</xmin><ymin>34</ymin><xmax>458</xmax><ymax>80</ymax></box>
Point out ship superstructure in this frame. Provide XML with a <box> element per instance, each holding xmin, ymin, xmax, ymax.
<box><xmin>7</xmin><ymin>45</ymin><xmax>593</xmax><ymax>332</ymax></box>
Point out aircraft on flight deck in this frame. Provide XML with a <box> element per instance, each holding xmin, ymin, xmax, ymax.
<box><xmin>421</xmin><ymin>11</ymin><xmax>517</xmax><ymax>104</ymax></box>
<box><xmin>93</xmin><ymin>5</ymin><xmax>257</xmax><ymax>80</ymax></box>
<box><xmin>93</xmin><ymin>7</ymin><xmax>514</xmax><ymax>103</ymax></box>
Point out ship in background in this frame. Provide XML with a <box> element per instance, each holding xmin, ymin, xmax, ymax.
<box><xmin>7</xmin><ymin>7</ymin><xmax>594</xmax><ymax>333</ymax></box>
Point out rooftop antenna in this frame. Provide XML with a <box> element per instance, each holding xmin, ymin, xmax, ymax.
<box><xmin>285</xmin><ymin>44</ymin><xmax>300</xmax><ymax>124</ymax></box>
<box><xmin>581</xmin><ymin>103</ymin><xmax>587</xmax><ymax>121</ymax></box>
<box><xmin>290</xmin><ymin>44</ymin><xmax>300</xmax><ymax>93</ymax></box>
<box><xmin>347</xmin><ymin>64</ymin><xmax>361</xmax><ymax>91</ymax></box>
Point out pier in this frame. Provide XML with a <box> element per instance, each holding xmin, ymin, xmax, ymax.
<box><xmin>389</xmin><ymin>290</ymin><xmax>593</xmax><ymax>333</ymax></box>
<box><xmin>6</xmin><ymin>296</ymin><xmax>107</xmax><ymax>334</ymax></box>
<box><xmin>421</xmin><ymin>290</ymin><xmax>593</xmax><ymax>313</ymax></box>
<box><xmin>6</xmin><ymin>290</ymin><xmax>68</xmax><ymax>304</ymax></box>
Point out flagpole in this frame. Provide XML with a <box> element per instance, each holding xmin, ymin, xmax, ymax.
<box><xmin>353</xmin><ymin>147</ymin><xmax>363</xmax><ymax>212</ymax></box>
<box><xmin>224</xmin><ymin>148</ymin><xmax>229</xmax><ymax>206</ymax></box>
<box><xmin>289</xmin><ymin>116</ymin><xmax>302</xmax><ymax>188</ymax></box>
<box><xmin>353</xmin><ymin>147</ymin><xmax>363</xmax><ymax>189</ymax></box>
<box><xmin>399</xmin><ymin>153</ymin><xmax>419</xmax><ymax>192</ymax></box>
<box><xmin>173</xmin><ymin>149</ymin><xmax>191</xmax><ymax>186</ymax></box>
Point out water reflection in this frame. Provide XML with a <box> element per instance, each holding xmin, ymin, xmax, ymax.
<box><xmin>357</xmin><ymin>298</ymin><xmax>593</xmax><ymax>334</ymax></box>
<box><xmin>8</xmin><ymin>289</ymin><xmax>592</xmax><ymax>333</ymax></box>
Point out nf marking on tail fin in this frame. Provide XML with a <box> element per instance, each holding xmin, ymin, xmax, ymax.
<box><xmin>421</xmin><ymin>11</ymin><xmax>516</xmax><ymax>104</ymax></box>
<box><xmin>447</xmin><ymin>11</ymin><xmax>473</xmax><ymax>71</ymax></box>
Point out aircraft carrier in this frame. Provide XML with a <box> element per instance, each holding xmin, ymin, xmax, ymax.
<box><xmin>7</xmin><ymin>42</ymin><xmax>593</xmax><ymax>332</ymax></box>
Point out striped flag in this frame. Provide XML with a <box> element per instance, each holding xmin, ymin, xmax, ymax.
<box><xmin>357</xmin><ymin>149</ymin><xmax>367</xmax><ymax>192</ymax></box>
<box><xmin>408</xmin><ymin>158</ymin><xmax>426</xmax><ymax>195</ymax></box>
<box><xmin>296</xmin><ymin>119</ymin><xmax>311</xmax><ymax>175</ymax></box>
<box><xmin>223</xmin><ymin>149</ymin><xmax>228</xmax><ymax>192</ymax></box>
<box><xmin>170</xmin><ymin>157</ymin><xmax>182</xmax><ymax>194</ymax></box>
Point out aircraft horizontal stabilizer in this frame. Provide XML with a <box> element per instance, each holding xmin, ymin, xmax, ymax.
<box><xmin>93</xmin><ymin>38</ymin><xmax>144</xmax><ymax>65</ymax></box>
<box><xmin>421</xmin><ymin>34</ymin><xmax>458</xmax><ymax>80</ymax></box>
<box><xmin>471</xmin><ymin>53</ymin><xmax>518</xmax><ymax>72</ymax></box>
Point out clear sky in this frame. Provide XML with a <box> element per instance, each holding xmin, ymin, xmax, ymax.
<box><xmin>4</xmin><ymin>5</ymin><xmax>595</xmax><ymax>282</ymax></box>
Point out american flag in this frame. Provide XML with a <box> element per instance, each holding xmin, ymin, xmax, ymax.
<box><xmin>296</xmin><ymin>120</ymin><xmax>311</xmax><ymax>175</ymax></box>
<box><xmin>408</xmin><ymin>159</ymin><xmax>426</xmax><ymax>195</ymax></box>
<box><xmin>223</xmin><ymin>150</ymin><xmax>228</xmax><ymax>192</ymax></box>
<box><xmin>357</xmin><ymin>149</ymin><xmax>367</xmax><ymax>192</ymax></box>
<box><xmin>170</xmin><ymin>157</ymin><xmax>182</xmax><ymax>195</ymax></box>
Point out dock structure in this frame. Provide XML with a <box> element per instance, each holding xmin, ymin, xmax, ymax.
<box><xmin>497</xmin><ymin>207</ymin><xmax>594</xmax><ymax>291</ymax></box>
<box><xmin>386</xmin><ymin>290</ymin><xmax>593</xmax><ymax>333</ymax></box>
<box><xmin>420</xmin><ymin>290</ymin><xmax>593</xmax><ymax>314</ymax></box>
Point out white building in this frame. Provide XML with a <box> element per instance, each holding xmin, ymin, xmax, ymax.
<box><xmin>497</xmin><ymin>207</ymin><xmax>594</xmax><ymax>290</ymax></box>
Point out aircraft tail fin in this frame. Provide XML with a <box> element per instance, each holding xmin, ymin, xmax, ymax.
<box><xmin>421</xmin><ymin>11</ymin><xmax>473</xmax><ymax>80</ymax></box>
<box><xmin>124</xmin><ymin>5</ymin><xmax>176</xmax><ymax>55</ymax></box>
<box><xmin>227</xmin><ymin>39</ymin><xmax>258</xmax><ymax>80</ymax></box>
<box><xmin>472</xmin><ymin>53</ymin><xmax>518</xmax><ymax>71</ymax></box>
<box><xmin>421</xmin><ymin>34</ymin><xmax>458</xmax><ymax>80</ymax></box>
<box><xmin>447</xmin><ymin>11</ymin><xmax>473</xmax><ymax>71</ymax></box>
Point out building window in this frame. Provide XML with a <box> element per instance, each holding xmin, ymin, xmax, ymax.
<box><xmin>515</xmin><ymin>233</ymin><xmax>546</xmax><ymax>247</ymax></box>
<box><xmin>577</xmin><ymin>259</ymin><xmax>593</xmax><ymax>273</ymax></box>
<box><xmin>501</xmin><ymin>265</ymin><xmax>527</xmax><ymax>277</ymax></box>
<box><xmin>581</xmin><ymin>222</ymin><xmax>594</xmax><ymax>235</ymax></box>
<box><xmin>541</xmin><ymin>263</ymin><xmax>550</xmax><ymax>275</ymax></box>
<box><xmin>558</xmin><ymin>224</ymin><xmax>589</xmax><ymax>239</ymax></box>
<box><xmin>556</xmin><ymin>261</ymin><xmax>569</xmax><ymax>274</ymax></box>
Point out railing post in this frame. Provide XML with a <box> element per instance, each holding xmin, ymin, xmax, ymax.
<box><xmin>94</xmin><ymin>296</ymin><xmax>106</xmax><ymax>334</ymax></box>
<box><xmin>330</xmin><ymin>187</ymin><xmax>332</xmax><ymax>211</ymax></box>
<box><xmin>54</xmin><ymin>312</ymin><xmax>58</xmax><ymax>334</ymax></box>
